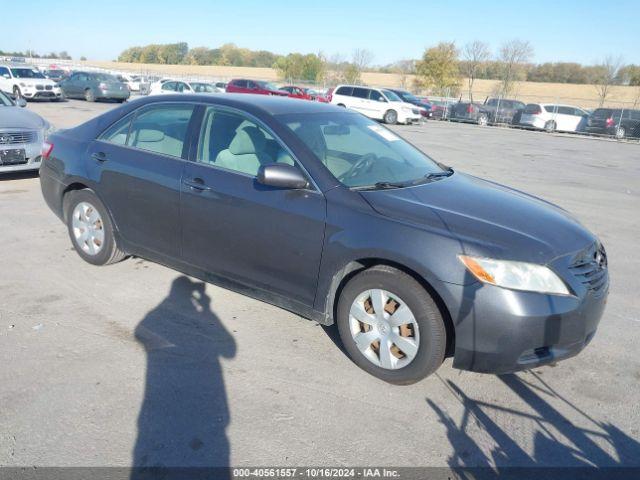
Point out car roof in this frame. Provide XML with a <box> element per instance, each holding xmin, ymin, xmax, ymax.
<box><xmin>127</xmin><ymin>93</ymin><xmax>346</xmax><ymax>116</ymax></box>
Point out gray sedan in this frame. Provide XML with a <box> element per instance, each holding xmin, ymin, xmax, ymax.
<box><xmin>58</xmin><ymin>72</ymin><xmax>130</xmax><ymax>103</ymax></box>
<box><xmin>0</xmin><ymin>90</ymin><xmax>52</xmax><ymax>173</ymax></box>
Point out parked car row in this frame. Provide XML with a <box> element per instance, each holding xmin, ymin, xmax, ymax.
<box><xmin>446</xmin><ymin>96</ymin><xmax>640</xmax><ymax>139</ymax></box>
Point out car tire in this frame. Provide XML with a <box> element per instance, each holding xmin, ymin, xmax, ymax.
<box><xmin>383</xmin><ymin>110</ymin><xmax>398</xmax><ymax>125</ymax></box>
<box><xmin>477</xmin><ymin>113</ymin><xmax>488</xmax><ymax>126</ymax></box>
<box><xmin>544</xmin><ymin>120</ymin><xmax>557</xmax><ymax>133</ymax></box>
<box><xmin>336</xmin><ymin>265</ymin><xmax>446</xmax><ymax>385</ymax></box>
<box><xmin>84</xmin><ymin>89</ymin><xmax>96</xmax><ymax>102</ymax></box>
<box><xmin>65</xmin><ymin>189</ymin><xmax>126</xmax><ymax>266</ymax></box>
<box><xmin>13</xmin><ymin>86</ymin><xmax>22</xmax><ymax>100</ymax></box>
<box><xmin>337</xmin><ymin>103</ymin><xmax>346</xmax><ymax>108</ymax></box>
<box><xmin>615</xmin><ymin>127</ymin><xmax>626</xmax><ymax>139</ymax></box>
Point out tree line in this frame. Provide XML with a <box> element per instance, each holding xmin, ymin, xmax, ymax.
<box><xmin>410</xmin><ymin>40</ymin><xmax>639</xmax><ymax>106</ymax></box>
<box><xmin>0</xmin><ymin>49</ymin><xmax>78</xmax><ymax>60</ymax></box>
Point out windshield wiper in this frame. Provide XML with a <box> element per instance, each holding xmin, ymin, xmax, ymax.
<box><xmin>353</xmin><ymin>181</ymin><xmax>408</xmax><ymax>191</ymax></box>
<box><xmin>425</xmin><ymin>167</ymin><xmax>454</xmax><ymax>179</ymax></box>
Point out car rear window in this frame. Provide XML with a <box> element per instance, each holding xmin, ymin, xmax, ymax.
<box><xmin>592</xmin><ymin>109</ymin><xmax>613</xmax><ymax>118</ymax></box>
<box><xmin>525</xmin><ymin>104</ymin><xmax>542</xmax><ymax>114</ymax></box>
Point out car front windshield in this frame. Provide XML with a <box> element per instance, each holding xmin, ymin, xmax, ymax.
<box><xmin>279</xmin><ymin>112</ymin><xmax>446</xmax><ymax>189</ymax></box>
<box><xmin>0</xmin><ymin>91</ymin><xmax>14</xmax><ymax>106</ymax></box>
<box><xmin>382</xmin><ymin>90</ymin><xmax>402</xmax><ymax>102</ymax></box>
<box><xmin>11</xmin><ymin>68</ymin><xmax>45</xmax><ymax>79</ymax></box>
<box><xmin>399</xmin><ymin>91</ymin><xmax>419</xmax><ymax>102</ymax></box>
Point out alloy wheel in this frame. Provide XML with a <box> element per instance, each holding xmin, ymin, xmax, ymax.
<box><xmin>348</xmin><ymin>289</ymin><xmax>420</xmax><ymax>370</ymax></box>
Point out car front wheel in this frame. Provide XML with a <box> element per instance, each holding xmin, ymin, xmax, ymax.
<box><xmin>383</xmin><ymin>110</ymin><xmax>398</xmax><ymax>125</ymax></box>
<box><xmin>336</xmin><ymin>265</ymin><xmax>446</xmax><ymax>384</ymax></box>
<box><xmin>65</xmin><ymin>189</ymin><xmax>126</xmax><ymax>266</ymax></box>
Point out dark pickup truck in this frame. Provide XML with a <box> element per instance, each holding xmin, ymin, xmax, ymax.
<box><xmin>450</xmin><ymin>97</ymin><xmax>526</xmax><ymax>125</ymax></box>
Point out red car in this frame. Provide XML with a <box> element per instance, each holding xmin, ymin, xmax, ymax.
<box><xmin>226</xmin><ymin>79</ymin><xmax>288</xmax><ymax>96</ymax></box>
<box><xmin>279</xmin><ymin>85</ymin><xmax>329</xmax><ymax>103</ymax></box>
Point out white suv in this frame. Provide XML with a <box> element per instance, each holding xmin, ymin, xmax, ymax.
<box><xmin>0</xmin><ymin>64</ymin><xmax>63</xmax><ymax>101</ymax></box>
<box><xmin>330</xmin><ymin>85</ymin><xmax>421</xmax><ymax>124</ymax></box>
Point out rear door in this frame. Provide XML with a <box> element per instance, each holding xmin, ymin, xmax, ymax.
<box><xmin>87</xmin><ymin>102</ymin><xmax>197</xmax><ymax>259</ymax></box>
<box><xmin>180</xmin><ymin>106</ymin><xmax>326</xmax><ymax>305</ymax></box>
<box><xmin>556</xmin><ymin>106</ymin><xmax>580</xmax><ymax>131</ymax></box>
<box><xmin>350</xmin><ymin>87</ymin><xmax>370</xmax><ymax>116</ymax></box>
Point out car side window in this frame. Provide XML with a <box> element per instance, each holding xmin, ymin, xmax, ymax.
<box><xmin>196</xmin><ymin>107</ymin><xmax>296</xmax><ymax>176</ymax></box>
<box><xmin>162</xmin><ymin>82</ymin><xmax>176</xmax><ymax>91</ymax></box>
<box><xmin>99</xmin><ymin>115</ymin><xmax>133</xmax><ymax>145</ymax></box>
<box><xmin>335</xmin><ymin>86</ymin><xmax>353</xmax><ymax>96</ymax></box>
<box><xmin>0</xmin><ymin>67</ymin><xmax>9</xmax><ymax>77</ymax></box>
<box><xmin>352</xmin><ymin>87</ymin><xmax>369</xmax><ymax>99</ymax></box>
<box><xmin>369</xmin><ymin>90</ymin><xmax>384</xmax><ymax>101</ymax></box>
<box><xmin>127</xmin><ymin>104</ymin><xmax>195</xmax><ymax>158</ymax></box>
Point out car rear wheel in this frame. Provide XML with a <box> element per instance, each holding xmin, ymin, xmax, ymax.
<box><xmin>383</xmin><ymin>110</ymin><xmax>398</xmax><ymax>125</ymax></box>
<box><xmin>544</xmin><ymin>120</ymin><xmax>557</xmax><ymax>133</ymax></box>
<box><xmin>336</xmin><ymin>265</ymin><xmax>446</xmax><ymax>384</ymax></box>
<box><xmin>615</xmin><ymin>127</ymin><xmax>626</xmax><ymax>139</ymax></box>
<box><xmin>65</xmin><ymin>190</ymin><xmax>126</xmax><ymax>266</ymax></box>
<box><xmin>477</xmin><ymin>113</ymin><xmax>488</xmax><ymax>126</ymax></box>
<box><xmin>84</xmin><ymin>89</ymin><xmax>96</xmax><ymax>102</ymax></box>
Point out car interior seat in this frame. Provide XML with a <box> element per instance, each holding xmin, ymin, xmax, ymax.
<box><xmin>215</xmin><ymin>125</ymin><xmax>273</xmax><ymax>175</ymax></box>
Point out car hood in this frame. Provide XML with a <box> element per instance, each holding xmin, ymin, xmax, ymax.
<box><xmin>0</xmin><ymin>106</ymin><xmax>47</xmax><ymax>130</ymax></box>
<box><xmin>20</xmin><ymin>78</ymin><xmax>58</xmax><ymax>87</ymax></box>
<box><xmin>359</xmin><ymin>172</ymin><xmax>595</xmax><ymax>264</ymax></box>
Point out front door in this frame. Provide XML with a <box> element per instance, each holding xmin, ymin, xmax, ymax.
<box><xmin>180</xmin><ymin>106</ymin><xmax>326</xmax><ymax>306</ymax></box>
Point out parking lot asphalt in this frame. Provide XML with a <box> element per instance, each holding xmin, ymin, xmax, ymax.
<box><xmin>1</xmin><ymin>99</ymin><xmax>639</xmax><ymax>470</ymax></box>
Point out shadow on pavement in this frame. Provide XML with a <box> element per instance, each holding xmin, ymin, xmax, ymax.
<box><xmin>427</xmin><ymin>371</ymin><xmax>640</xmax><ymax>477</ymax></box>
<box><xmin>131</xmin><ymin>276</ymin><xmax>236</xmax><ymax>479</ymax></box>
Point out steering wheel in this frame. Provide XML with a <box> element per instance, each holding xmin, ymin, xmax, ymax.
<box><xmin>338</xmin><ymin>153</ymin><xmax>377</xmax><ymax>182</ymax></box>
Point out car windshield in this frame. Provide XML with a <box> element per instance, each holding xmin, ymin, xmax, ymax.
<box><xmin>279</xmin><ymin>112</ymin><xmax>446</xmax><ymax>189</ymax></box>
<box><xmin>10</xmin><ymin>68</ymin><xmax>45</xmax><ymax>79</ymax></box>
<box><xmin>191</xmin><ymin>83</ymin><xmax>215</xmax><ymax>92</ymax></box>
<box><xmin>398</xmin><ymin>91</ymin><xmax>419</xmax><ymax>102</ymax></box>
<box><xmin>382</xmin><ymin>90</ymin><xmax>402</xmax><ymax>102</ymax></box>
<box><xmin>94</xmin><ymin>74</ymin><xmax>118</xmax><ymax>82</ymax></box>
<box><xmin>0</xmin><ymin>90</ymin><xmax>14</xmax><ymax>106</ymax></box>
<box><xmin>257</xmin><ymin>81</ymin><xmax>279</xmax><ymax>91</ymax></box>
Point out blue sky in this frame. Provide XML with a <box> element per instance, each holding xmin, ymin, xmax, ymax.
<box><xmin>6</xmin><ymin>0</ymin><xmax>639</xmax><ymax>65</ymax></box>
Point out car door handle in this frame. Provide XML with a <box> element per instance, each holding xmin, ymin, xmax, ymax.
<box><xmin>91</xmin><ymin>151</ymin><xmax>107</xmax><ymax>162</ymax></box>
<box><xmin>183</xmin><ymin>178</ymin><xmax>211</xmax><ymax>192</ymax></box>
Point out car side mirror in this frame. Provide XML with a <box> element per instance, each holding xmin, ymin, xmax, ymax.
<box><xmin>257</xmin><ymin>164</ymin><xmax>309</xmax><ymax>189</ymax></box>
<box><xmin>378</xmin><ymin>98</ymin><xmax>387</xmax><ymax>102</ymax></box>
<box><xmin>16</xmin><ymin>98</ymin><xmax>27</xmax><ymax>108</ymax></box>
<box><xmin>2</xmin><ymin>74</ymin><xmax>10</xmax><ymax>79</ymax></box>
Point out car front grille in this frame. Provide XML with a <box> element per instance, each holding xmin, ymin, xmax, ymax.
<box><xmin>569</xmin><ymin>242</ymin><xmax>608</xmax><ymax>296</ymax></box>
<box><xmin>412</xmin><ymin>108</ymin><xmax>420</xmax><ymax>114</ymax></box>
<box><xmin>36</xmin><ymin>85</ymin><xmax>44</xmax><ymax>90</ymax></box>
<box><xmin>45</xmin><ymin>85</ymin><xmax>53</xmax><ymax>90</ymax></box>
<box><xmin>0</xmin><ymin>131</ymin><xmax>38</xmax><ymax>145</ymax></box>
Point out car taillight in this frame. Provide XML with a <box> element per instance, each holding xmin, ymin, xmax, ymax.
<box><xmin>606</xmin><ymin>117</ymin><xmax>614</xmax><ymax>127</ymax></box>
<box><xmin>531</xmin><ymin>107</ymin><xmax>541</xmax><ymax>115</ymax></box>
<box><xmin>99</xmin><ymin>82</ymin><xmax>108</xmax><ymax>89</ymax></box>
<box><xmin>466</xmin><ymin>105</ymin><xmax>474</xmax><ymax>113</ymax></box>
<box><xmin>41</xmin><ymin>141</ymin><xmax>53</xmax><ymax>159</ymax></box>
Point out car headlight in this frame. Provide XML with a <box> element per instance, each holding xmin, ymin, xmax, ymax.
<box><xmin>44</xmin><ymin>124</ymin><xmax>56</xmax><ymax>140</ymax></box>
<box><xmin>458</xmin><ymin>255</ymin><xmax>570</xmax><ymax>295</ymax></box>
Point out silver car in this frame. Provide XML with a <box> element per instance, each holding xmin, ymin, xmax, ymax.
<box><xmin>0</xmin><ymin>90</ymin><xmax>52</xmax><ymax>173</ymax></box>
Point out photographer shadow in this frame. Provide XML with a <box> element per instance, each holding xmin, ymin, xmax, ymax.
<box><xmin>131</xmin><ymin>276</ymin><xmax>236</xmax><ymax>479</ymax></box>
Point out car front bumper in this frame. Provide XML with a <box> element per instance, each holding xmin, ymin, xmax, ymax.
<box><xmin>20</xmin><ymin>86</ymin><xmax>63</xmax><ymax>100</ymax></box>
<box><xmin>0</xmin><ymin>132</ymin><xmax>43</xmax><ymax>173</ymax></box>
<box><xmin>436</xmin><ymin>253</ymin><xmax>609</xmax><ymax>374</ymax></box>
